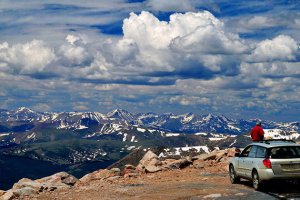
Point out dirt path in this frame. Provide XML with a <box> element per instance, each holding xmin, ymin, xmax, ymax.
<box><xmin>35</xmin><ymin>168</ymin><xmax>277</xmax><ymax>200</ymax></box>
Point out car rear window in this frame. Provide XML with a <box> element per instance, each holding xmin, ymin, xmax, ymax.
<box><xmin>270</xmin><ymin>146</ymin><xmax>300</xmax><ymax>159</ymax></box>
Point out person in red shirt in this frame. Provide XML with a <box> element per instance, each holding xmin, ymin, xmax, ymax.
<box><xmin>250</xmin><ymin>121</ymin><xmax>264</xmax><ymax>142</ymax></box>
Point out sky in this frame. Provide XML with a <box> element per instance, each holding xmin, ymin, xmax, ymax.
<box><xmin>0</xmin><ymin>0</ymin><xmax>299</xmax><ymax>121</ymax></box>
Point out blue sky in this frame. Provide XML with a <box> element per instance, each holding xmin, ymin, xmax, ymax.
<box><xmin>0</xmin><ymin>0</ymin><xmax>299</xmax><ymax>121</ymax></box>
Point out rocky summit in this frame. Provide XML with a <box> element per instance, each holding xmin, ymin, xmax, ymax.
<box><xmin>0</xmin><ymin>148</ymin><xmax>246</xmax><ymax>200</ymax></box>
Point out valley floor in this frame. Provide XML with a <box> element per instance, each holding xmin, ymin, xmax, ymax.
<box><xmin>34</xmin><ymin>168</ymin><xmax>277</xmax><ymax>200</ymax></box>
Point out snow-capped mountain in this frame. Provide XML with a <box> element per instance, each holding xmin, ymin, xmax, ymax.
<box><xmin>0</xmin><ymin>107</ymin><xmax>299</xmax><ymax>147</ymax></box>
<box><xmin>0</xmin><ymin>107</ymin><xmax>299</xmax><ymax>136</ymax></box>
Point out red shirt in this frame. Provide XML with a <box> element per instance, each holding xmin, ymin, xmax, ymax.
<box><xmin>250</xmin><ymin>125</ymin><xmax>264</xmax><ymax>141</ymax></box>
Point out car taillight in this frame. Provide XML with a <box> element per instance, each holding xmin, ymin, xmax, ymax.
<box><xmin>263</xmin><ymin>159</ymin><xmax>272</xmax><ymax>169</ymax></box>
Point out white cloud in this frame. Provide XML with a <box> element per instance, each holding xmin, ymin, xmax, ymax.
<box><xmin>247</xmin><ymin>35</ymin><xmax>298</xmax><ymax>62</ymax></box>
<box><xmin>58</xmin><ymin>34</ymin><xmax>91</xmax><ymax>66</ymax></box>
<box><xmin>66</xmin><ymin>35</ymin><xmax>81</xmax><ymax>45</ymax></box>
<box><xmin>246</xmin><ymin>16</ymin><xmax>277</xmax><ymax>29</ymax></box>
<box><xmin>147</xmin><ymin>0</ymin><xmax>196</xmax><ymax>12</ymax></box>
<box><xmin>60</xmin><ymin>45</ymin><xmax>88</xmax><ymax>66</ymax></box>
<box><xmin>0</xmin><ymin>40</ymin><xmax>55</xmax><ymax>74</ymax></box>
<box><xmin>241</xmin><ymin>61</ymin><xmax>300</xmax><ymax>77</ymax></box>
<box><xmin>121</xmin><ymin>11</ymin><xmax>248</xmax><ymax>73</ymax></box>
<box><xmin>123</xmin><ymin>11</ymin><xmax>247</xmax><ymax>53</ymax></box>
<box><xmin>169</xmin><ymin>95</ymin><xmax>210</xmax><ymax>106</ymax></box>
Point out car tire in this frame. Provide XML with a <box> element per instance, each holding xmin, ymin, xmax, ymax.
<box><xmin>229</xmin><ymin>164</ymin><xmax>240</xmax><ymax>184</ymax></box>
<box><xmin>252</xmin><ymin>170</ymin><xmax>262</xmax><ymax>190</ymax></box>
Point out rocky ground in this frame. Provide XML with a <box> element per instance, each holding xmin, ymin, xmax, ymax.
<box><xmin>1</xmin><ymin>148</ymin><xmax>299</xmax><ymax>200</ymax></box>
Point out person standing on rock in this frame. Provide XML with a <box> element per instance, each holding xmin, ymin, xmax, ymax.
<box><xmin>250</xmin><ymin>121</ymin><xmax>265</xmax><ymax>142</ymax></box>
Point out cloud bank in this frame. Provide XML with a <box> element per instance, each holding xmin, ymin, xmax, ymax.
<box><xmin>0</xmin><ymin>3</ymin><xmax>299</xmax><ymax>121</ymax></box>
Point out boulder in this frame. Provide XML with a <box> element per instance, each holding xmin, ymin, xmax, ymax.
<box><xmin>6</xmin><ymin>172</ymin><xmax>78</xmax><ymax>199</ymax></box>
<box><xmin>227</xmin><ymin>148</ymin><xmax>240</xmax><ymax>157</ymax></box>
<box><xmin>166</xmin><ymin>158</ymin><xmax>192</xmax><ymax>170</ymax></box>
<box><xmin>193</xmin><ymin>153</ymin><xmax>217</xmax><ymax>161</ymax></box>
<box><xmin>13</xmin><ymin>178</ymin><xmax>43</xmax><ymax>191</ymax></box>
<box><xmin>139</xmin><ymin>151</ymin><xmax>160</xmax><ymax>167</ymax></box>
<box><xmin>145</xmin><ymin>165</ymin><xmax>162</xmax><ymax>173</ymax></box>
<box><xmin>110</xmin><ymin>168</ymin><xmax>121</xmax><ymax>176</ymax></box>
<box><xmin>36</xmin><ymin>172</ymin><xmax>78</xmax><ymax>186</ymax></box>
<box><xmin>79</xmin><ymin>168</ymin><xmax>121</xmax><ymax>183</ymax></box>
<box><xmin>0</xmin><ymin>190</ymin><xmax>5</xmax><ymax>197</ymax></box>
<box><xmin>61</xmin><ymin>175</ymin><xmax>78</xmax><ymax>186</ymax></box>
<box><xmin>0</xmin><ymin>190</ymin><xmax>18</xmax><ymax>200</ymax></box>
<box><xmin>89</xmin><ymin>169</ymin><xmax>111</xmax><ymax>180</ymax></box>
<box><xmin>216</xmin><ymin>150</ymin><xmax>226</xmax><ymax>158</ymax></box>
<box><xmin>136</xmin><ymin>151</ymin><xmax>162</xmax><ymax>173</ymax></box>
<box><xmin>12</xmin><ymin>187</ymin><xmax>37</xmax><ymax>197</ymax></box>
<box><xmin>79</xmin><ymin>173</ymin><xmax>94</xmax><ymax>184</ymax></box>
<box><xmin>124</xmin><ymin>164</ymin><xmax>136</xmax><ymax>170</ymax></box>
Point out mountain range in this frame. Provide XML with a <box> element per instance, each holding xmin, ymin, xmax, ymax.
<box><xmin>0</xmin><ymin>107</ymin><xmax>299</xmax><ymax>148</ymax></box>
<box><xmin>0</xmin><ymin>107</ymin><xmax>299</xmax><ymax>190</ymax></box>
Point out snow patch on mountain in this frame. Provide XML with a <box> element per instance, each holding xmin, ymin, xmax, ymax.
<box><xmin>166</xmin><ymin>133</ymin><xmax>180</xmax><ymax>137</ymax></box>
<box><xmin>195</xmin><ymin>132</ymin><xmax>208</xmax><ymax>136</ymax></box>
<box><xmin>0</xmin><ymin>133</ymin><xmax>10</xmax><ymax>137</ymax></box>
<box><xmin>27</xmin><ymin>132</ymin><xmax>36</xmax><ymax>140</ymax></box>
<box><xmin>137</xmin><ymin>128</ymin><xmax>146</xmax><ymax>132</ymax></box>
<box><xmin>264</xmin><ymin>129</ymin><xmax>300</xmax><ymax>140</ymax></box>
<box><xmin>123</xmin><ymin>133</ymin><xmax>127</xmax><ymax>142</ymax></box>
<box><xmin>76</xmin><ymin>125</ymin><xmax>88</xmax><ymax>130</ymax></box>
<box><xmin>159</xmin><ymin>145</ymin><xmax>210</xmax><ymax>158</ymax></box>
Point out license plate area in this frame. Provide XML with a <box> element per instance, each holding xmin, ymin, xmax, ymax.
<box><xmin>281</xmin><ymin>163</ymin><xmax>300</xmax><ymax>171</ymax></box>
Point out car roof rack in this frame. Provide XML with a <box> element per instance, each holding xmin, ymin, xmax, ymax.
<box><xmin>257</xmin><ymin>139</ymin><xmax>296</xmax><ymax>144</ymax></box>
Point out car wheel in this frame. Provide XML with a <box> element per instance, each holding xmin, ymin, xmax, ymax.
<box><xmin>252</xmin><ymin>170</ymin><xmax>262</xmax><ymax>190</ymax></box>
<box><xmin>229</xmin><ymin>165</ymin><xmax>240</xmax><ymax>184</ymax></box>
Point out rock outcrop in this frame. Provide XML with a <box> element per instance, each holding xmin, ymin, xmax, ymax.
<box><xmin>136</xmin><ymin>150</ymin><xmax>162</xmax><ymax>173</ymax></box>
<box><xmin>79</xmin><ymin>168</ymin><xmax>121</xmax><ymax>184</ymax></box>
<box><xmin>0</xmin><ymin>148</ymin><xmax>240</xmax><ymax>200</ymax></box>
<box><xmin>0</xmin><ymin>172</ymin><xmax>77</xmax><ymax>200</ymax></box>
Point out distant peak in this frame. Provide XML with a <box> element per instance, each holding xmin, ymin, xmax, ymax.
<box><xmin>108</xmin><ymin>109</ymin><xmax>130</xmax><ymax>115</ymax></box>
<box><xmin>16</xmin><ymin>107</ymin><xmax>35</xmax><ymax>113</ymax></box>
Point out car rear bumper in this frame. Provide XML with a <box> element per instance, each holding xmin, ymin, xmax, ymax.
<box><xmin>258</xmin><ymin>169</ymin><xmax>300</xmax><ymax>180</ymax></box>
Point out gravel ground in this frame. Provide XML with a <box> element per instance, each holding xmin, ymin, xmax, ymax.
<box><xmin>32</xmin><ymin>167</ymin><xmax>293</xmax><ymax>200</ymax></box>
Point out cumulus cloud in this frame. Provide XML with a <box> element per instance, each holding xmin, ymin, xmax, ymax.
<box><xmin>59</xmin><ymin>35</ymin><xmax>90</xmax><ymax>66</ymax></box>
<box><xmin>0</xmin><ymin>40</ymin><xmax>56</xmax><ymax>74</ymax></box>
<box><xmin>241</xmin><ymin>61</ymin><xmax>300</xmax><ymax>78</ymax></box>
<box><xmin>123</xmin><ymin>11</ymin><xmax>248</xmax><ymax>53</ymax></box>
<box><xmin>247</xmin><ymin>35</ymin><xmax>298</xmax><ymax>62</ymax></box>
<box><xmin>121</xmin><ymin>11</ymin><xmax>248</xmax><ymax>75</ymax></box>
<box><xmin>66</xmin><ymin>35</ymin><xmax>81</xmax><ymax>45</ymax></box>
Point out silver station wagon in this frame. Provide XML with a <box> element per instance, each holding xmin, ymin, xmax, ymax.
<box><xmin>229</xmin><ymin>140</ymin><xmax>300</xmax><ymax>190</ymax></box>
